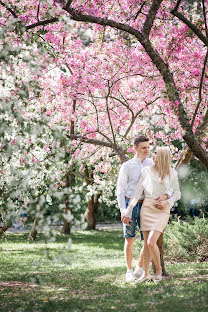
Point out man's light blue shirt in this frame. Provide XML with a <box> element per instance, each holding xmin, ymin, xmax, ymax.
<box><xmin>117</xmin><ymin>156</ymin><xmax>153</xmax><ymax>213</ymax></box>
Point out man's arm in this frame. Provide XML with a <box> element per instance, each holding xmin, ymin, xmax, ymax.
<box><xmin>117</xmin><ymin>164</ymin><xmax>128</xmax><ymax>216</ymax></box>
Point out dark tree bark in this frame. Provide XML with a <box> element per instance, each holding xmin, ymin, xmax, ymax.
<box><xmin>83</xmin><ymin>165</ymin><xmax>101</xmax><ymax>229</ymax></box>
<box><xmin>28</xmin><ymin>219</ymin><xmax>38</xmax><ymax>240</ymax></box>
<box><xmin>62</xmin><ymin>0</ymin><xmax>208</xmax><ymax>171</ymax></box>
<box><xmin>0</xmin><ymin>225</ymin><xmax>9</xmax><ymax>238</ymax></box>
<box><xmin>62</xmin><ymin>99</ymin><xmax>77</xmax><ymax>234</ymax></box>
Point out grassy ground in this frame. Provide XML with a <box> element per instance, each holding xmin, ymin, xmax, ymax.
<box><xmin>0</xmin><ymin>229</ymin><xmax>208</xmax><ymax>312</ymax></box>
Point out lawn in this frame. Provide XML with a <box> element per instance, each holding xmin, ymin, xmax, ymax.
<box><xmin>0</xmin><ymin>229</ymin><xmax>208</xmax><ymax>312</ymax></box>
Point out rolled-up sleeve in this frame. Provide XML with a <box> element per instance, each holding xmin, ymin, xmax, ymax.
<box><xmin>117</xmin><ymin>164</ymin><xmax>128</xmax><ymax>214</ymax></box>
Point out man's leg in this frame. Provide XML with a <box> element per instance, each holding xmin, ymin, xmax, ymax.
<box><xmin>134</xmin><ymin>202</ymin><xmax>144</xmax><ymax>276</ymax></box>
<box><xmin>124</xmin><ymin>237</ymin><xmax>135</xmax><ymax>270</ymax></box>
<box><xmin>122</xmin><ymin>201</ymin><xmax>137</xmax><ymax>282</ymax></box>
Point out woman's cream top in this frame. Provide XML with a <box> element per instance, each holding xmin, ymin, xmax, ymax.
<box><xmin>122</xmin><ymin>166</ymin><xmax>181</xmax><ymax>219</ymax></box>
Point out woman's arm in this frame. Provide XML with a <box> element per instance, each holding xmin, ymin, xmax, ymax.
<box><xmin>167</xmin><ymin>169</ymin><xmax>181</xmax><ymax>208</ymax></box>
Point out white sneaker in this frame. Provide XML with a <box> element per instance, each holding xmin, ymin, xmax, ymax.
<box><xmin>153</xmin><ymin>274</ymin><xmax>162</xmax><ymax>283</ymax></box>
<box><xmin>136</xmin><ymin>274</ymin><xmax>151</xmax><ymax>283</ymax></box>
<box><xmin>125</xmin><ymin>271</ymin><xmax>134</xmax><ymax>283</ymax></box>
<box><xmin>134</xmin><ymin>266</ymin><xmax>144</xmax><ymax>278</ymax></box>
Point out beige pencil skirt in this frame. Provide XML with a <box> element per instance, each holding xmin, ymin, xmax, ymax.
<box><xmin>141</xmin><ymin>198</ymin><xmax>170</xmax><ymax>233</ymax></box>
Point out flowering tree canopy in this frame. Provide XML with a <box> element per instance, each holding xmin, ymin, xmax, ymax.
<box><xmin>1</xmin><ymin>0</ymin><xmax>207</xmax><ymax>169</ymax></box>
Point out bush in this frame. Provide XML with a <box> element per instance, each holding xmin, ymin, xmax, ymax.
<box><xmin>164</xmin><ymin>217</ymin><xmax>208</xmax><ymax>262</ymax></box>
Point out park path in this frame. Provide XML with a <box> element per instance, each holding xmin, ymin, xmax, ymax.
<box><xmin>4</xmin><ymin>222</ymin><xmax>122</xmax><ymax>233</ymax></box>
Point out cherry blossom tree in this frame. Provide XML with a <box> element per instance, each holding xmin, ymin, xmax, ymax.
<box><xmin>1</xmin><ymin>0</ymin><xmax>207</xmax><ymax>274</ymax></box>
<box><xmin>1</xmin><ymin>0</ymin><xmax>208</xmax><ymax>221</ymax></box>
<box><xmin>1</xmin><ymin>0</ymin><xmax>207</xmax><ymax>168</ymax></box>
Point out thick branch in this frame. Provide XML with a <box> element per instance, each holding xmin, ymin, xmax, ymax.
<box><xmin>67</xmin><ymin>134</ymin><xmax>127</xmax><ymax>162</ymax></box>
<box><xmin>63</xmin><ymin>3</ymin><xmax>208</xmax><ymax>169</ymax></box>
<box><xmin>63</xmin><ymin>6</ymin><xmax>143</xmax><ymax>40</ymax></box>
<box><xmin>171</xmin><ymin>7</ymin><xmax>208</xmax><ymax>47</ymax></box>
<box><xmin>172</xmin><ymin>0</ymin><xmax>182</xmax><ymax>12</ymax></box>
<box><xmin>65</xmin><ymin>0</ymin><xmax>73</xmax><ymax>10</ymax></box>
<box><xmin>191</xmin><ymin>49</ymin><xmax>208</xmax><ymax>128</ymax></box>
<box><xmin>142</xmin><ymin>0</ymin><xmax>163</xmax><ymax>36</ymax></box>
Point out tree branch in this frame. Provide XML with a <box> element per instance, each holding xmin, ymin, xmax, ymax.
<box><xmin>142</xmin><ymin>0</ymin><xmax>163</xmax><ymax>37</ymax></box>
<box><xmin>66</xmin><ymin>133</ymin><xmax>128</xmax><ymax>163</ymax></box>
<box><xmin>63</xmin><ymin>6</ymin><xmax>143</xmax><ymax>40</ymax></box>
<box><xmin>0</xmin><ymin>0</ymin><xmax>19</xmax><ymax>19</ymax></box>
<box><xmin>26</xmin><ymin>18</ymin><xmax>59</xmax><ymax>30</ymax></box>
<box><xmin>171</xmin><ymin>4</ymin><xmax>208</xmax><ymax>47</ymax></box>
<box><xmin>202</xmin><ymin>0</ymin><xmax>208</xmax><ymax>38</ymax></box>
<box><xmin>196</xmin><ymin>108</ymin><xmax>208</xmax><ymax>139</ymax></box>
<box><xmin>67</xmin><ymin>134</ymin><xmax>113</xmax><ymax>148</ymax></box>
<box><xmin>106</xmin><ymin>81</ymin><xmax>116</xmax><ymax>144</ymax></box>
<box><xmin>172</xmin><ymin>0</ymin><xmax>182</xmax><ymax>12</ymax></box>
<box><xmin>191</xmin><ymin>48</ymin><xmax>208</xmax><ymax>128</ymax></box>
<box><xmin>37</xmin><ymin>1</ymin><xmax>41</xmax><ymax>22</ymax></box>
<box><xmin>134</xmin><ymin>1</ymin><xmax>147</xmax><ymax>20</ymax></box>
<box><xmin>65</xmin><ymin>0</ymin><xmax>73</xmax><ymax>10</ymax></box>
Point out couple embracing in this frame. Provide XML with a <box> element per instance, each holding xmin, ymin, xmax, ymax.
<box><xmin>117</xmin><ymin>136</ymin><xmax>181</xmax><ymax>283</ymax></box>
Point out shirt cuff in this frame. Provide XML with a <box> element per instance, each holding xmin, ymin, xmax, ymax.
<box><xmin>121</xmin><ymin>209</ymin><xmax>131</xmax><ymax>219</ymax></box>
<box><xmin>167</xmin><ymin>198</ymin><xmax>174</xmax><ymax>208</ymax></box>
<box><xmin>165</xmin><ymin>189</ymin><xmax>173</xmax><ymax>199</ymax></box>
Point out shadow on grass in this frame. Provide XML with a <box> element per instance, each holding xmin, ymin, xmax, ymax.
<box><xmin>1</xmin><ymin>231</ymin><xmax>208</xmax><ymax>312</ymax></box>
<box><xmin>1</xmin><ymin>265</ymin><xmax>208</xmax><ymax>312</ymax></box>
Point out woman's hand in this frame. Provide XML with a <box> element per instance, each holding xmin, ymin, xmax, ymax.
<box><xmin>155</xmin><ymin>194</ymin><xmax>168</xmax><ymax>201</ymax></box>
<box><xmin>154</xmin><ymin>199</ymin><xmax>169</xmax><ymax>210</ymax></box>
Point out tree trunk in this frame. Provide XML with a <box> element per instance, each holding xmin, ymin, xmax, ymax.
<box><xmin>0</xmin><ymin>225</ymin><xmax>9</xmax><ymax>238</ymax></box>
<box><xmin>62</xmin><ymin>175</ymin><xmax>72</xmax><ymax>235</ymax></box>
<box><xmin>175</xmin><ymin>148</ymin><xmax>192</xmax><ymax>169</ymax></box>
<box><xmin>84</xmin><ymin>194</ymin><xmax>100</xmax><ymax>229</ymax></box>
<box><xmin>62</xmin><ymin>99</ymin><xmax>76</xmax><ymax>234</ymax></box>
<box><xmin>83</xmin><ymin>165</ymin><xmax>101</xmax><ymax>229</ymax></box>
<box><xmin>28</xmin><ymin>219</ymin><xmax>38</xmax><ymax>240</ymax></box>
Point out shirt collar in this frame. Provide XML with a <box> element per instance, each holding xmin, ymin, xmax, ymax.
<box><xmin>134</xmin><ymin>156</ymin><xmax>146</xmax><ymax>164</ymax></box>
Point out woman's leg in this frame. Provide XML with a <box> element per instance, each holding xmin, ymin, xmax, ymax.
<box><xmin>147</xmin><ymin>230</ymin><xmax>162</xmax><ymax>275</ymax></box>
<box><xmin>142</xmin><ymin>231</ymin><xmax>151</xmax><ymax>277</ymax></box>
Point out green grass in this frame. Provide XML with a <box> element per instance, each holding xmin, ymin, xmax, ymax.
<box><xmin>0</xmin><ymin>229</ymin><xmax>208</xmax><ymax>312</ymax></box>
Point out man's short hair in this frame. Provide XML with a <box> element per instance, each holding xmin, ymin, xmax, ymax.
<box><xmin>134</xmin><ymin>136</ymin><xmax>149</xmax><ymax>147</ymax></box>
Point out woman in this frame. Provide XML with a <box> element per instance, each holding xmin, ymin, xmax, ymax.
<box><xmin>123</xmin><ymin>146</ymin><xmax>181</xmax><ymax>282</ymax></box>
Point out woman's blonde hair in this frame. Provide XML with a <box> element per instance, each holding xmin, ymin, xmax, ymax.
<box><xmin>155</xmin><ymin>146</ymin><xmax>171</xmax><ymax>183</ymax></box>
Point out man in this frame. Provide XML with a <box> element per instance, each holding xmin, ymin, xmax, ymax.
<box><xmin>117</xmin><ymin>136</ymin><xmax>169</xmax><ymax>282</ymax></box>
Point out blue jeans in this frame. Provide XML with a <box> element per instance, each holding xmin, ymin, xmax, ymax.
<box><xmin>122</xmin><ymin>198</ymin><xmax>143</xmax><ymax>239</ymax></box>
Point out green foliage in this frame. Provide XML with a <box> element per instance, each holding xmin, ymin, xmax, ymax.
<box><xmin>164</xmin><ymin>217</ymin><xmax>208</xmax><ymax>262</ymax></box>
<box><xmin>178</xmin><ymin>158</ymin><xmax>208</xmax><ymax>217</ymax></box>
<box><xmin>0</xmin><ymin>230</ymin><xmax>208</xmax><ymax>312</ymax></box>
